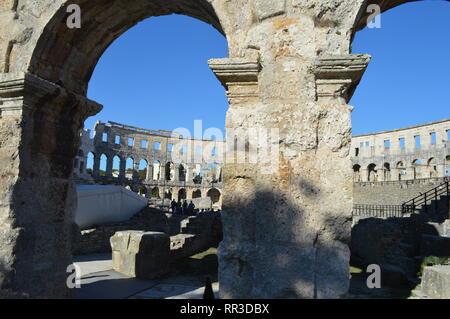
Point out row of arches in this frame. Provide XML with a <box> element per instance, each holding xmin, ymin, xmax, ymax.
<box><xmin>77</xmin><ymin>152</ymin><xmax>222</xmax><ymax>184</ymax></box>
<box><xmin>353</xmin><ymin>156</ymin><xmax>450</xmax><ymax>182</ymax></box>
<box><xmin>139</xmin><ymin>186</ymin><xmax>221</xmax><ymax>203</ymax></box>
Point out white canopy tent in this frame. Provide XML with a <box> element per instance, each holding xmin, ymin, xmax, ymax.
<box><xmin>74</xmin><ymin>185</ymin><xmax>148</xmax><ymax>229</ymax></box>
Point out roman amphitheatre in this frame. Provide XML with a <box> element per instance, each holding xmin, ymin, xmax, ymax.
<box><xmin>0</xmin><ymin>0</ymin><xmax>449</xmax><ymax>299</ymax></box>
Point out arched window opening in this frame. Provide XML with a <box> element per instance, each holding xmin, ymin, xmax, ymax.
<box><xmin>427</xmin><ymin>158</ymin><xmax>438</xmax><ymax>178</ymax></box>
<box><xmin>86</xmin><ymin>152</ymin><xmax>95</xmax><ymax>175</ymax></box>
<box><xmin>383</xmin><ymin>163</ymin><xmax>391</xmax><ymax>181</ymax></box>
<box><xmin>151</xmin><ymin>187</ymin><xmax>160</xmax><ymax>199</ymax></box>
<box><xmin>164</xmin><ymin>189</ymin><xmax>173</xmax><ymax>200</ymax></box>
<box><xmin>206</xmin><ymin>162</ymin><xmax>221</xmax><ymax>184</ymax></box>
<box><xmin>367</xmin><ymin>164</ymin><xmax>377</xmax><ymax>182</ymax></box>
<box><xmin>193</xmin><ymin>164</ymin><xmax>203</xmax><ymax>184</ymax></box>
<box><xmin>193</xmin><ymin>189</ymin><xmax>202</xmax><ymax>199</ymax></box>
<box><xmin>397</xmin><ymin>161</ymin><xmax>406</xmax><ymax>181</ymax></box>
<box><xmin>444</xmin><ymin>156</ymin><xmax>450</xmax><ymax>177</ymax></box>
<box><xmin>165</xmin><ymin>162</ymin><xmax>175</xmax><ymax>181</ymax></box>
<box><xmin>207</xmin><ymin>188</ymin><xmax>221</xmax><ymax>205</ymax></box>
<box><xmin>153</xmin><ymin>161</ymin><xmax>161</xmax><ymax>181</ymax></box>
<box><xmin>178</xmin><ymin>189</ymin><xmax>187</xmax><ymax>201</ymax></box>
<box><xmin>112</xmin><ymin>156</ymin><xmax>121</xmax><ymax>178</ymax></box>
<box><xmin>138</xmin><ymin>159</ymin><xmax>148</xmax><ymax>180</ymax></box>
<box><xmin>412</xmin><ymin>159</ymin><xmax>423</xmax><ymax>179</ymax></box>
<box><xmin>353</xmin><ymin>164</ymin><xmax>361</xmax><ymax>182</ymax></box>
<box><xmin>178</xmin><ymin>164</ymin><xmax>186</xmax><ymax>182</ymax></box>
<box><xmin>99</xmin><ymin>154</ymin><xmax>107</xmax><ymax>176</ymax></box>
<box><xmin>126</xmin><ymin>158</ymin><xmax>134</xmax><ymax>180</ymax></box>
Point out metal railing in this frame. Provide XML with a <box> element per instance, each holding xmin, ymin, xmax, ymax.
<box><xmin>401</xmin><ymin>181</ymin><xmax>449</xmax><ymax>215</ymax></box>
<box><xmin>353</xmin><ymin>204</ymin><xmax>404</xmax><ymax>218</ymax></box>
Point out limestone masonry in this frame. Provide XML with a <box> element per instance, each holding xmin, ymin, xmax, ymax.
<box><xmin>75</xmin><ymin>121</ymin><xmax>223</xmax><ymax>208</ymax></box>
<box><xmin>0</xmin><ymin>0</ymin><xmax>440</xmax><ymax>299</ymax></box>
<box><xmin>352</xmin><ymin>118</ymin><xmax>450</xmax><ymax>183</ymax></box>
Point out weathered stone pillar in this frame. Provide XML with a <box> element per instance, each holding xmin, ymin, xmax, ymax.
<box><xmin>92</xmin><ymin>154</ymin><xmax>100</xmax><ymax>178</ymax></box>
<box><xmin>210</xmin><ymin>49</ymin><xmax>369</xmax><ymax>298</ymax></box>
<box><xmin>119</xmin><ymin>157</ymin><xmax>126</xmax><ymax>179</ymax></box>
<box><xmin>106</xmin><ymin>156</ymin><xmax>113</xmax><ymax>178</ymax></box>
<box><xmin>160</xmin><ymin>164</ymin><xmax>166</xmax><ymax>182</ymax></box>
<box><xmin>0</xmin><ymin>73</ymin><xmax>101</xmax><ymax>297</ymax></box>
<box><xmin>146</xmin><ymin>160</ymin><xmax>153</xmax><ymax>182</ymax></box>
<box><xmin>133</xmin><ymin>161</ymin><xmax>140</xmax><ymax>180</ymax></box>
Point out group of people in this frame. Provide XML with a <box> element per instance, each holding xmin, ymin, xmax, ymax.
<box><xmin>170</xmin><ymin>199</ymin><xmax>196</xmax><ymax>215</ymax></box>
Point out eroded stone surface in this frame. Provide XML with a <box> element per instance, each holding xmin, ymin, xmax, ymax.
<box><xmin>0</xmin><ymin>0</ymin><xmax>420</xmax><ymax>298</ymax></box>
<box><xmin>421</xmin><ymin>265</ymin><xmax>450</xmax><ymax>299</ymax></box>
<box><xmin>111</xmin><ymin>231</ymin><xmax>170</xmax><ymax>280</ymax></box>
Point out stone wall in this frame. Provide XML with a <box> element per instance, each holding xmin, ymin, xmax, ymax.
<box><xmin>354</xmin><ymin>178</ymin><xmax>447</xmax><ymax>205</ymax></box>
<box><xmin>352</xmin><ymin>118</ymin><xmax>450</xmax><ymax>183</ymax></box>
<box><xmin>73</xmin><ymin>207</ymin><xmax>222</xmax><ymax>257</ymax></box>
<box><xmin>75</xmin><ymin>121</ymin><xmax>223</xmax><ymax>208</ymax></box>
<box><xmin>0</xmin><ymin>0</ymin><xmax>424</xmax><ymax>298</ymax></box>
<box><xmin>73</xmin><ymin>207</ymin><xmax>170</xmax><ymax>255</ymax></box>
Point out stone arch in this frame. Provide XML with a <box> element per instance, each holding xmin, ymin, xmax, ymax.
<box><xmin>193</xmin><ymin>164</ymin><xmax>203</xmax><ymax>184</ymax></box>
<box><xmin>352</xmin><ymin>0</ymin><xmax>421</xmax><ymax>39</ymax></box>
<box><xmin>445</xmin><ymin>155</ymin><xmax>450</xmax><ymax>165</ymax></box>
<box><xmin>412</xmin><ymin>159</ymin><xmax>423</xmax><ymax>179</ymax></box>
<box><xmin>178</xmin><ymin>188</ymin><xmax>187</xmax><ymax>201</ymax></box>
<box><xmin>151</xmin><ymin>187</ymin><xmax>160</xmax><ymax>199</ymax></box>
<box><xmin>397</xmin><ymin>161</ymin><xmax>406</xmax><ymax>181</ymax></box>
<box><xmin>427</xmin><ymin>157</ymin><xmax>438</xmax><ymax>178</ymax></box>
<box><xmin>207</xmin><ymin>188</ymin><xmax>221</xmax><ymax>205</ymax></box>
<box><xmin>0</xmin><ymin>0</ymin><xmax>375</xmax><ymax>299</ymax></box>
<box><xmin>192</xmin><ymin>189</ymin><xmax>202</xmax><ymax>199</ymax></box>
<box><xmin>112</xmin><ymin>155</ymin><xmax>121</xmax><ymax>178</ymax></box>
<box><xmin>367</xmin><ymin>163</ymin><xmax>377</xmax><ymax>182</ymax></box>
<box><xmin>99</xmin><ymin>154</ymin><xmax>108</xmax><ymax>176</ymax></box>
<box><xmin>28</xmin><ymin>1</ymin><xmax>226</xmax><ymax>95</ymax></box>
<box><xmin>383</xmin><ymin>162</ymin><xmax>391</xmax><ymax>181</ymax></box>
<box><xmin>445</xmin><ymin>155</ymin><xmax>450</xmax><ymax>177</ymax></box>
<box><xmin>125</xmin><ymin>157</ymin><xmax>134</xmax><ymax>180</ymax></box>
<box><xmin>164</xmin><ymin>188</ymin><xmax>173</xmax><ymax>200</ymax></box>
<box><xmin>178</xmin><ymin>164</ymin><xmax>186</xmax><ymax>182</ymax></box>
<box><xmin>138</xmin><ymin>186</ymin><xmax>147</xmax><ymax>196</ymax></box>
<box><xmin>86</xmin><ymin>152</ymin><xmax>95</xmax><ymax>175</ymax></box>
<box><xmin>138</xmin><ymin>159</ymin><xmax>148</xmax><ymax>180</ymax></box>
<box><xmin>153</xmin><ymin>160</ymin><xmax>161</xmax><ymax>181</ymax></box>
<box><xmin>206</xmin><ymin>162</ymin><xmax>221</xmax><ymax>183</ymax></box>
<box><xmin>352</xmin><ymin>164</ymin><xmax>361</xmax><ymax>182</ymax></box>
<box><xmin>165</xmin><ymin>162</ymin><xmax>175</xmax><ymax>181</ymax></box>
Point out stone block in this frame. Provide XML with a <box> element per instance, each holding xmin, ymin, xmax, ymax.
<box><xmin>420</xmin><ymin>234</ymin><xmax>450</xmax><ymax>257</ymax></box>
<box><xmin>421</xmin><ymin>265</ymin><xmax>450</xmax><ymax>299</ymax></box>
<box><xmin>254</xmin><ymin>0</ymin><xmax>286</xmax><ymax>20</ymax></box>
<box><xmin>110</xmin><ymin>231</ymin><xmax>170</xmax><ymax>279</ymax></box>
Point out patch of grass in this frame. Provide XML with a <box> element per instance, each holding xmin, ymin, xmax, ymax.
<box><xmin>191</xmin><ymin>248</ymin><xmax>217</xmax><ymax>260</ymax></box>
<box><xmin>350</xmin><ymin>266</ymin><xmax>363</xmax><ymax>274</ymax></box>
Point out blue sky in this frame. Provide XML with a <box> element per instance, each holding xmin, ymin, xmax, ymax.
<box><xmin>87</xmin><ymin>1</ymin><xmax>450</xmax><ymax>137</ymax></box>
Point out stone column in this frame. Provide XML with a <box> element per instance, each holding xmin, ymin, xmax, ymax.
<box><xmin>146</xmin><ymin>160</ymin><xmax>153</xmax><ymax>182</ymax></box>
<box><xmin>360</xmin><ymin>168</ymin><xmax>369</xmax><ymax>182</ymax></box>
<box><xmin>106</xmin><ymin>156</ymin><xmax>113</xmax><ymax>178</ymax></box>
<box><xmin>160</xmin><ymin>164</ymin><xmax>166</xmax><ymax>182</ymax></box>
<box><xmin>209</xmin><ymin>53</ymin><xmax>370</xmax><ymax>299</ymax></box>
<box><xmin>119</xmin><ymin>157</ymin><xmax>126</xmax><ymax>179</ymax></box>
<box><xmin>133</xmin><ymin>161</ymin><xmax>140</xmax><ymax>180</ymax></box>
<box><xmin>0</xmin><ymin>73</ymin><xmax>102</xmax><ymax>298</ymax></box>
<box><xmin>92</xmin><ymin>154</ymin><xmax>100</xmax><ymax>178</ymax></box>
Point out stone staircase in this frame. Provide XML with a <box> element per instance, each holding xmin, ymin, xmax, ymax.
<box><xmin>403</xmin><ymin>181</ymin><xmax>449</xmax><ymax>222</ymax></box>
